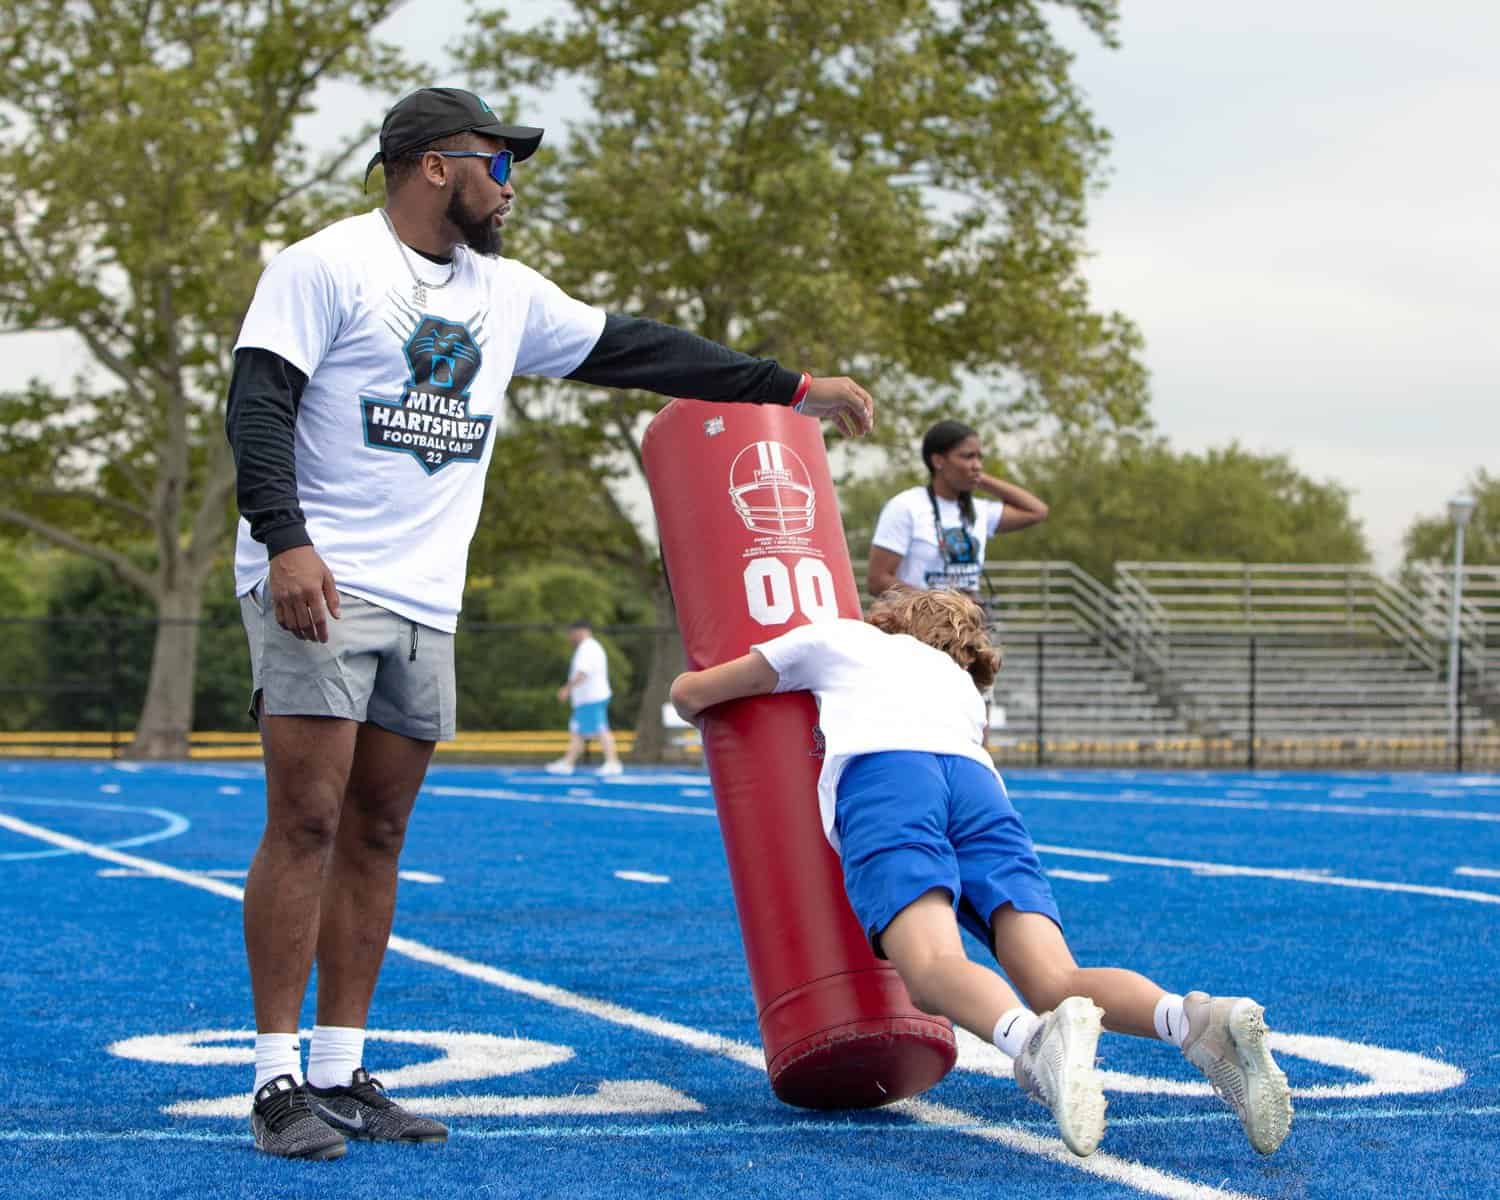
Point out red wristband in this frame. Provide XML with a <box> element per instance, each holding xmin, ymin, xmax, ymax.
<box><xmin>791</xmin><ymin>372</ymin><xmax>812</xmax><ymax>412</ymax></box>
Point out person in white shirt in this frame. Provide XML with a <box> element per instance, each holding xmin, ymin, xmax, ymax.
<box><xmin>224</xmin><ymin>85</ymin><xmax>876</xmax><ymax>1160</ymax></box>
<box><xmin>867</xmin><ymin>420</ymin><xmax>1049</xmax><ymax>601</ymax></box>
<box><xmin>546</xmin><ymin>619</ymin><xmax>621</xmax><ymax>776</ymax></box>
<box><xmin>668</xmin><ymin>590</ymin><xmax>1292</xmax><ymax>1160</ymax></box>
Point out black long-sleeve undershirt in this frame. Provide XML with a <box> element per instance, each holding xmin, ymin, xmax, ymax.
<box><xmin>224</xmin><ymin>348</ymin><xmax>312</xmax><ymax>557</ymax></box>
<box><xmin>224</xmin><ymin>315</ymin><xmax>804</xmax><ymax>555</ymax></box>
<box><xmin>566</xmin><ymin>313</ymin><xmax>802</xmax><ymax>405</ymax></box>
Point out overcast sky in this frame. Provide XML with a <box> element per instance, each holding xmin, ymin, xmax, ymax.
<box><xmin>1049</xmin><ymin>2</ymin><xmax>1500</xmax><ymax>569</ymax></box>
<box><xmin>12</xmin><ymin>2</ymin><xmax>1496</xmax><ymax>571</ymax></box>
<box><xmin>344</xmin><ymin>0</ymin><xmax>1500</xmax><ymax>570</ymax></box>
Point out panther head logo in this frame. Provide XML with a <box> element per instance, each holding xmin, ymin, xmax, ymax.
<box><xmin>405</xmin><ymin>318</ymin><xmax>482</xmax><ymax>396</ymax></box>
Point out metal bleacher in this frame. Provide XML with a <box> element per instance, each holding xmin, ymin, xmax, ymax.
<box><xmin>1117</xmin><ymin>562</ymin><xmax>1487</xmax><ymax>742</ymax></box>
<box><xmin>1411</xmin><ymin>562</ymin><xmax>1500</xmax><ymax>702</ymax></box>
<box><xmin>981</xmin><ymin>562</ymin><xmax>1188</xmax><ymax>748</ymax></box>
<box><xmin>979</xmin><ymin>559</ymin><xmax>1499</xmax><ymax>766</ymax></box>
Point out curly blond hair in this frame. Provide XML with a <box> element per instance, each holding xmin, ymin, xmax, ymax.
<box><xmin>866</xmin><ymin>589</ymin><xmax>1001</xmax><ymax>692</ymax></box>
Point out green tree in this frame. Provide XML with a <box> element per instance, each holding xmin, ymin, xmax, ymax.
<box><xmin>459</xmin><ymin>564</ymin><xmax>648</xmax><ymax>730</ymax></box>
<box><xmin>1402</xmin><ymin>469</ymin><xmax>1500</xmax><ymax>567</ymax></box>
<box><xmin>37</xmin><ymin>553</ymin><xmax>250</xmax><ymax>736</ymax></box>
<box><xmin>0</xmin><ymin>0</ymin><xmax>415</xmax><ymax>756</ymax></box>
<box><xmin>461</xmin><ymin>0</ymin><xmax>1150</xmax><ymax>753</ymax></box>
<box><xmin>839</xmin><ymin>434</ymin><xmax>1370</xmax><ymax>586</ymax></box>
<box><xmin>1000</xmin><ymin>436</ymin><xmax>1368</xmax><ymax>581</ymax></box>
<box><xmin>0</xmin><ymin>538</ymin><xmax>53</xmax><ymax>731</ymax></box>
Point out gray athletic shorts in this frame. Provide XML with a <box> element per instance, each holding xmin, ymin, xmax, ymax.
<box><xmin>239</xmin><ymin>584</ymin><xmax>456</xmax><ymax>741</ymax></box>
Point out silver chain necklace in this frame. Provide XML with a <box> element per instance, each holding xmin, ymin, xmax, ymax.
<box><xmin>379</xmin><ymin>208</ymin><xmax>456</xmax><ymax>306</ymax></box>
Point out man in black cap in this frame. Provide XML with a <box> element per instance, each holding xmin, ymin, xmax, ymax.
<box><xmin>224</xmin><ymin>86</ymin><xmax>875</xmax><ymax>1159</ymax></box>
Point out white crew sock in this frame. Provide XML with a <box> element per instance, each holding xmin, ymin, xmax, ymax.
<box><xmin>253</xmin><ymin>1032</ymin><xmax>301</xmax><ymax>1096</ymax></box>
<box><xmin>992</xmin><ymin>1007</ymin><xmax>1042</xmax><ymax>1058</ymax></box>
<box><xmin>1154</xmin><ymin>994</ymin><xmax>1189</xmax><ymax>1047</ymax></box>
<box><xmin>306</xmin><ymin>1024</ymin><xmax>367</xmax><ymax>1089</ymax></box>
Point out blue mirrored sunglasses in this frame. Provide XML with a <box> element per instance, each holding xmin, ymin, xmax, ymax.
<box><xmin>431</xmin><ymin>149</ymin><xmax>514</xmax><ymax>185</ymax></box>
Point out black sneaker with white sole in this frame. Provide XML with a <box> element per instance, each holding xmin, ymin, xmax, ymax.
<box><xmin>305</xmin><ymin>1068</ymin><xmax>448</xmax><ymax>1143</ymax></box>
<box><xmin>249</xmin><ymin>1075</ymin><xmax>347</xmax><ymax>1160</ymax></box>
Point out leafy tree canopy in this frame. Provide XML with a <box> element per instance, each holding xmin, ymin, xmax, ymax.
<box><xmin>463</xmin><ymin>0</ymin><xmax>1151</xmax><ymax>451</ymax></box>
<box><xmin>840</xmin><ymin>433</ymin><xmax>1370</xmax><ymax>586</ymax></box>
<box><xmin>1402</xmin><ymin>469</ymin><xmax>1500</xmax><ymax>567</ymax></box>
<box><xmin>0</xmin><ymin>0</ymin><xmax>417</xmax><ymax>752</ymax></box>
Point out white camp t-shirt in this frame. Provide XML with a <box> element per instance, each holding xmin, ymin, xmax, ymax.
<box><xmin>870</xmin><ymin>486</ymin><xmax>1004</xmax><ymax>593</ymax></box>
<box><xmin>568</xmin><ymin>636</ymin><xmax>612</xmax><ymax>706</ymax></box>
<box><xmin>232</xmin><ymin>210</ymin><xmax>607</xmax><ymax>632</ymax></box>
<box><xmin>751</xmin><ymin>618</ymin><xmax>996</xmax><ymax>852</ymax></box>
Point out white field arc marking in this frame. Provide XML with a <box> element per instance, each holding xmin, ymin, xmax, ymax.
<box><xmin>0</xmin><ymin>795</ymin><xmax>189</xmax><ymax>861</ymax></box>
<box><xmin>1455</xmin><ymin>866</ymin><xmax>1500</xmax><ymax>879</ymax></box>
<box><xmin>952</xmin><ymin>1029</ymin><xmax>1464</xmax><ymax>1098</ymax></box>
<box><xmin>615</xmin><ymin>870</ymin><xmax>671</xmax><ymax>884</ymax></box>
<box><xmin>0</xmin><ymin>810</ymin><xmax>1462</xmax><ymax>1200</ymax></box>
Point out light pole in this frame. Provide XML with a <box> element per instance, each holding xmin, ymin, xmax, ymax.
<box><xmin>1447</xmin><ymin>493</ymin><xmax>1476</xmax><ymax>756</ymax></box>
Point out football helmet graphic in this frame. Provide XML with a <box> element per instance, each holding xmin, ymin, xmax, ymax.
<box><xmin>728</xmin><ymin>441</ymin><xmax>817</xmax><ymax>536</ymax></box>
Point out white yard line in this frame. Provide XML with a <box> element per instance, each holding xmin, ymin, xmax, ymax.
<box><xmin>421</xmin><ymin>784</ymin><xmax>1500</xmax><ymax>907</ymax></box>
<box><xmin>1033</xmin><ymin>843</ymin><xmax>1500</xmax><ymax>906</ymax></box>
<box><xmin>425</xmin><ymin>784</ymin><xmax>716</xmax><ymax>818</ymax></box>
<box><xmin>1015</xmin><ymin>787</ymin><xmax>1500</xmax><ymax>824</ymax></box>
<box><xmin>0</xmin><ymin>810</ymin><xmax>1261</xmax><ymax>1200</ymax></box>
<box><xmin>6</xmin><ymin>1104</ymin><xmax>1497</xmax><ymax>1145</ymax></box>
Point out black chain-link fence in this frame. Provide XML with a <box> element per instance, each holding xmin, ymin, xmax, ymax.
<box><xmin>2</xmin><ymin>618</ymin><xmax>1494</xmax><ymax>769</ymax></box>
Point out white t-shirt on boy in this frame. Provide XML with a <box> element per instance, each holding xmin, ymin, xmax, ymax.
<box><xmin>751</xmin><ymin>618</ymin><xmax>996</xmax><ymax>852</ymax></box>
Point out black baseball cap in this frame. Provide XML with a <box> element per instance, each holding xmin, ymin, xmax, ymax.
<box><xmin>363</xmin><ymin>87</ymin><xmax>544</xmax><ymax>184</ymax></box>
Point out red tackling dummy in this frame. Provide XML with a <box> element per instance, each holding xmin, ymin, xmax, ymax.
<box><xmin>642</xmin><ymin>399</ymin><xmax>957</xmax><ymax>1109</ymax></box>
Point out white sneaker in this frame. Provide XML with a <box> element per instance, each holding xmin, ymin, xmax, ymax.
<box><xmin>1013</xmin><ymin>996</ymin><xmax>1107</xmax><ymax>1157</ymax></box>
<box><xmin>544</xmin><ymin>760</ymin><xmax>574</xmax><ymax>776</ymax></box>
<box><xmin>597</xmin><ymin>761</ymin><xmax>624</xmax><ymax>776</ymax></box>
<box><xmin>1181</xmin><ymin>992</ymin><xmax>1293</xmax><ymax>1155</ymax></box>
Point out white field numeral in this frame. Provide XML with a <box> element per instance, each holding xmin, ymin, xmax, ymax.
<box><xmin>108</xmin><ymin>1028</ymin><xmax>704</xmax><ymax>1119</ymax></box>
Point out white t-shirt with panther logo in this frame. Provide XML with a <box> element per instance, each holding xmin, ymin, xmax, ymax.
<box><xmin>232</xmin><ymin>210</ymin><xmax>606</xmax><ymax>632</ymax></box>
<box><xmin>871</xmin><ymin>486</ymin><xmax>1004</xmax><ymax>593</ymax></box>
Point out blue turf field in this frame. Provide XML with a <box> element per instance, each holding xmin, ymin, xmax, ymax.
<box><xmin>2</xmin><ymin>761</ymin><xmax>1497</xmax><ymax>1199</ymax></box>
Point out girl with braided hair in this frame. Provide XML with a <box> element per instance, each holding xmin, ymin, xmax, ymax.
<box><xmin>670</xmin><ymin>589</ymin><xmax>1292</xmax><ymax>1160</ymax></box>
<box><xmin>867</xmin><ymin>420</ymin><xmax>1049</xmax><ymax>602</ymax></box>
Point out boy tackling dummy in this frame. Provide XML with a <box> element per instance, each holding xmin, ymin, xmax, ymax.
<box><xmin>670</xmin><ymin>590</ymin><xmax>1292</xmax><ymax>1157</ymax></box>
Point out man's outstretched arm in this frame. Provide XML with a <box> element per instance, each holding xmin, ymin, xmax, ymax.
<box><xmin>566</xmin><ymin>314</ymin><xmax>872</xmax><ymax>437</ymax></box>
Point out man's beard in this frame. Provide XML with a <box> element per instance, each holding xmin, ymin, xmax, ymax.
<box><xmin>447</xmin><ymin>183</ymin><xmax>502</xmax><ymax>256</ymax></box>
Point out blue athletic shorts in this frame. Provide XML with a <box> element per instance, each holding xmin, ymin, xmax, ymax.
<box><xmin>834</xmin><ymin>751</ymin><xmax>1061</xmax><ymax>957</ymax></box>
<box><xmin>569</xmin><ymin>700</ymin><xmax>611</xmax><ymax>736</ymax></box>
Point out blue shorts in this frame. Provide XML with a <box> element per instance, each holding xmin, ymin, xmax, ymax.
<box><xmin>569</xmin><ymin>700</ymin><xmax>611</xmax><ymax>736</ymax></box>
<box><xmin>835</xmin><ymin>751</ymin><xmax>1060</xmax><ymax>957</ymax></box>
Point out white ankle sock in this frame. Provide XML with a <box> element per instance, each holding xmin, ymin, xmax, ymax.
<box><xmin>306</xmin><ymin>1024</ymin><xmax>366</xmax><ymax>1089</ymax></box>
<box><xmin>1154</xmin><ymin>994</ymin><xmax>1188</xmax><ymax>1047</ymax></box>
<box><xmin>253</xmin><ymin>1032</ymin><xmax>301</xmax><ymax>1095</ymax></box>
<box><xmin>992</xmin><ymin>1007</ymin><xmax>1041</xmax><ymax>1058</ymax></box>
